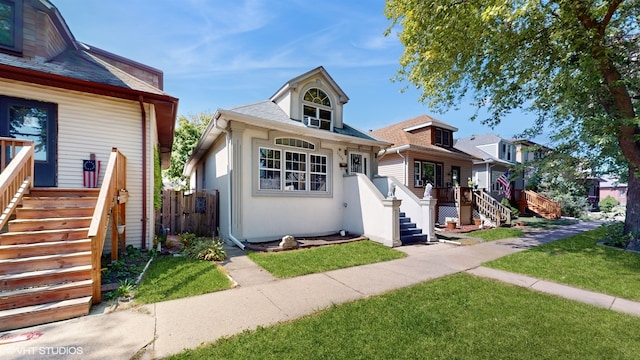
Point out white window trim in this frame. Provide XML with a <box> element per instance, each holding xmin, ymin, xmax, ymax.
<box><xmin>253</xmin><ymin>137</ymin><xmax>332</xmax><ymax>197</ymax></box>
<box><xmin>301</xmin><ymin>87</ymin><xmax>334</xmax><ymax>131</ymax></box>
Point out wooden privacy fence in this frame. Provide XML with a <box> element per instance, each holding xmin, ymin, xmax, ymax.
<box><xmin>157</xmin><ymin>189</ymin><xmax>219</xmax><ymax>237</ymax></box>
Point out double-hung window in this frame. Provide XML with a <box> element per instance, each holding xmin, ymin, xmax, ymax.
<box><xmin>285</xmin><ymin>151</ymin><xmax>306</xmax><ymax>191</ymax></box>
<box><xmin>435</xmin><ymin>128</ymin><xmax>451</xmax><ymax>147</ymax></box>
<box><xmin>302</xmin><ymin>88</ymin><xmax>332</xmax><ymax>130</ymax></box>
<box><xmin>309</xmin><ymin>155</ymin><xmax>327</xmax><ymax>191</ymax></box>
<box><xmin>259</xmin><ymin>147</ymin><xmax>281</xmax><ymax>190</ymax></box>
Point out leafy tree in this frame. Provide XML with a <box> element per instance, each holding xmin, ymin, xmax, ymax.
<box><xmin>385</xmin><ymin>0</ymin><xmax>640</xmax><ymax>249</ymax></box>
<box><xmin>164</xmin><ymin>112</ymin><xmax>213</xmax><ymax>189</ymax></box>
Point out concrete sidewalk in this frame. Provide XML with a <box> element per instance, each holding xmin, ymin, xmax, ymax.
<box><xmin>1</xmin><ymin>220</ymin><xmax>638</xmax><ymax>360</ymax></box>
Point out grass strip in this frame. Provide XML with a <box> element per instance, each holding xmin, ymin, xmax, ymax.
<box><xmin>169</xmin><ymin>273</ymin><xmax>640</xmax><ymax>360</ymax></box>
<box><xmin>465</xmin><ymin>227</ymin><xmax>524</xmax><ymax>241</ymax></box>
<box><xmin>485</xmin><ymin>226</ymin><xmax>640</xmax><ymax>300</ymax></box>
<box><xmin>135</xmin><ymin>256</ymin><xmax>232</xmax><ymax>304</ymax></box>
<box><xmin>247</xmin><ymin>240</ymin><xmax>406</xmax><ymax>278</ymax></box>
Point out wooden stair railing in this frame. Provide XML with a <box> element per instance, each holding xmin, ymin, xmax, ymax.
<box><xmin>0</xmin><ymin>138</ymin><xmax>34</xmax><ymax>230</ymax></box>
<box><xmin>88</xmin><ymin>148</ymin><xmax>127</xmax><ymax>303</ymax></box>
<box><xmin>472</xmin><ymin>189</ymin><xmax>512</xmax><ymax>226</ymax></box>
<box><xmin>523</xmin><ymin>190</ymin><xmax>561</xmax><ymax>219</ymax></box>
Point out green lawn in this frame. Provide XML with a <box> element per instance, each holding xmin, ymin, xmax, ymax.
<box><xmin>134</xmin><ymin>256</ymin><xmax>232</xmax><ymax>304</ymax></box>
<box><xmin>247</xmin><ymin>240</ymin><xmax>406</xmax><ymax>278</ymax></box>
<box><xmin>169</xmin><ymin>273</ymin><xmax>640</xmax><ymax>360</ymax></box>
<box><xmin>465</xmin><ymin>227</ymin><xmax>524</xmax><ymax>241</ymax></box>
<box><xmin>516</xmin><ymin>216</ymin><xmax>579</xmax><ymax>229</ymax></box>
<box><xmin>484</xmin><ymin>226</ymin><xmax>640</xmax><ymax>301</ymax></box>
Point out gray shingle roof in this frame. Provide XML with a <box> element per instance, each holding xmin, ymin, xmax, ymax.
<box><xmin>0</xmin><ymin>47</ymin><xmax>166</xmax><ymax>96</ymax></box>
<box><xmin>454</xmin><ymin>134</ymin><xmax>504</xmax><ymax>161</ymax></box>
<box><xmin>228</xmin><ymin>100</ymin><xmax>379</xmax><ymax>142</ymax></box>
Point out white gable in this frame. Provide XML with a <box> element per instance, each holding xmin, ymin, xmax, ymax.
<box><xmin>270</xmin><ymin>66</ymin><xmax>347</xmax><ymax>129</ymax></box>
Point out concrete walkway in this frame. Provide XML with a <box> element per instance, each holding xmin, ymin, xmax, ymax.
<box><xmin>1</xmin><ymin>220</ymin><xmax>638</xmax><ymax>360</ymax></box>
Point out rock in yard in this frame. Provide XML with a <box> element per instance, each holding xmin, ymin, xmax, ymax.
<box><xmin>279</xmin><ymin>235</ymin><xmax>298</xmax><ymax>249</ymax></box>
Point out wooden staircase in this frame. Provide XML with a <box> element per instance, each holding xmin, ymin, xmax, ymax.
<box><xmin>472</xmin><ymin>189</ymin><xmax>512</xmax><ymax>227</ymax></box>
<box><xmin>518</xmin><ymin>190</ymin><xmax>562</xmax><ymax>219</ymax></box>
<box><xmin>0</xmin><ymin>188</ymin><xmax>99</xmax><ymax>331</ymax></box>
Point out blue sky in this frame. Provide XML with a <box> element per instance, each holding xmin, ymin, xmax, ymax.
<box><xmin>54</xmin><ymin>0</ymin><xmax>543</xmax><ymax>142</ymax></box>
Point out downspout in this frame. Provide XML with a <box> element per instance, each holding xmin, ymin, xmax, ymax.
<box><xmin>213</xmin><ymin>117</ymin><xmax>245</xmax><ymax>250</ymax></box>
<box><xmin>397</xmin><ymin>149</ymin><xmax>406</xmax><ymax>185</ymax></box>
<box><xmin>139</xmin><ymin>96</ymin><xmax>147</xmax><ymax>249</ymax></box>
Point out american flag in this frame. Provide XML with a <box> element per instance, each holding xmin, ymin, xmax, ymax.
<box><xmin>497</xmin><ymin>170</ymin><xmax>511</xmax><ymax>199</ymax></box>
<box><xmin>83</xmin><ymin>159</ymin><xmax>101</xmax><ymax>188</ymax></box>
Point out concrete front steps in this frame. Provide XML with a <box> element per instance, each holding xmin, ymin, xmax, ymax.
<box><xmin>399</xmin><ymin>212</ymin><xmax>427</xmax><ymax>245</ymax></box>
<box><xmin>0</xmin><ymin>188</ymin><xmax>99</xmax><ymax>332</ymax></box>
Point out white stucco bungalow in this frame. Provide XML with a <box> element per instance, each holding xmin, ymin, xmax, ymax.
<box><xmin>184</xmin><ymin>67</ymin><xmax>422</xmax><ymax>247</ymax></box>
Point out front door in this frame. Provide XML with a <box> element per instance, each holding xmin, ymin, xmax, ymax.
<box><xmin>1</xmin><ymin>96</ymin><xmax>57</xmax><ymax>187</ymax></box>
<box><xmin>349</xmin><ymin>152</ymin><xmax>370</xmax><ymax>176</ymax></box>
<box><xmin>451</xmin><ymin>166</ymin><xmax>460</xmax><ymax>187</ymax></box>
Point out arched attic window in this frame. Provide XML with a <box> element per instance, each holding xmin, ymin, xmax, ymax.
<box><xmin>302</xmin><ymin>88</ymin><xmax>332</xmax><ymax>130</ymax></box>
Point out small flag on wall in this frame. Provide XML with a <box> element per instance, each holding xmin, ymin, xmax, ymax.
<box><xmin>83</xmin><ymin>156</ymin><xmax>101</xmax><ymax>188</ymax></box>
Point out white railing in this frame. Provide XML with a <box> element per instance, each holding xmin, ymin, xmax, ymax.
<box><xmin>343</xmin><ymin>173</ymin><xmax>401</xmax><ymax>247</ymax></box>
<box><xmin>373</xmin><ymin>175</ymin><xmax>423</xmax><ymax>229</ymax></box>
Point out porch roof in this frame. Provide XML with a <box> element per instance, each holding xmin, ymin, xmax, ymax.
<box><xmin>378</xmin><ymin>143</ymin><xmax>478</xmax><ymax>162</ymax></box>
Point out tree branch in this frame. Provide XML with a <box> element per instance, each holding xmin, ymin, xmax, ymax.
<box><xmin>601</xmin><ymin>0</ymin><xmax>624</xmax><ymax>31</ymax></box>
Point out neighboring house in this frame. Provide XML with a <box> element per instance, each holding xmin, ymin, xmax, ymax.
<box><xmin>0</xmin><ymin>0</ymin><xmax>178</xmax><ymax>249</ymax></box>
<box><xmin>0</xmin><ymin>0</ymin><xmax>178</xmax><ymax>329</ymax></box>
<box><xmin>512</xmin><ymin>139</ymin><xmax>549</xmax><ymax>190</ymax></box>
<box><xmin>371</xmin><ymin>115</ymin><xmax>475</xmax><ymax>198</ymax></box>
<box><xmin>454</xmin><ymin>133</ymin><xmax>518</xmax><ymax>198</ymax></box>
<box><xmin>599</xmin><ymin>175</ymin><xmax>627</xmax><ymax>206</ymax></box>
<box><xmin>184</xmin><ymin>66</ymin><xmax>401</xmax><ymax>246</ymax></box>
<box><xmin>371</xmin><ymin>115</ymin><xmax>478</xmax><ymax>225</ymax></box>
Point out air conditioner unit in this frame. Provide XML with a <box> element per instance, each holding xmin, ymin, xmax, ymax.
<box><xmin>304</xmin><ymin>116</ymin><xmax>320</xmax><ymax>128</ymax></box>
<box><xmin>415</xmin><ymin>179</ymin><xmax>423</xmax><ymax>187</ymax></box>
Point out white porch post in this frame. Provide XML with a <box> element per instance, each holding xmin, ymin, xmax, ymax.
<box><xmin>382</xmin><ymin>198</ymin><xmax>402</xmax><ymax>247</ymax></box>
<box><xmin>420</xmin><ymin>197</ymin><xmax>438</xmax><ymax>242</ymax></box>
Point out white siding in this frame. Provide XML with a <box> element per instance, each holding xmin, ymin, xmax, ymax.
<box><xmin>377</xmin><ymin>154</ymin><xmax>406</xmax><ymax>185</ymax></box>
<box><xmin>0</xmin><ymin>78</ymin><xmax>155</xmax><ymax>249</ymax></box>
<box><xmin>237</xmin><ymin>127</ymin><xmax>347</xmax><ymax>242</ymax></box>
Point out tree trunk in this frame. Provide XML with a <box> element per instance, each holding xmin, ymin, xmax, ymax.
<box><xmin>624</xmin><ymin>166</ymin><xmax>640</xmax><ymax>250</ymax></box>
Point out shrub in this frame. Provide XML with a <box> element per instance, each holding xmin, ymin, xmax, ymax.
<box><xmin>598</xmin><ymin>196</ymin><xmax>619</xmax><ymax>213</ymax></box>
<box><xmin>181</xmin><ymin>235</ymin><xmax>227</xmax><ymax>262</ymax></box>
<box><xmin>600</xmin><ymin>222</ymin><xmax>631</xmax><ymax>248</ymax></box>
<box><xmin>197</xmin><ymin>239</ymin><xmax>226</xmax><ymax>261</ymax></box>
<box><xmin>179</xmin><ymin>233</ymin><xmax>197</xmax><ymax>248</ymax></box>
<box><xmin>552</xmin><ymin>193</ymin><xmax>590</xmax><ymax>218</ymax></box>
<box><xmin>501</xmin><ymin>198</ymin><xmax>520</xmax><ymax>218</ymax></box>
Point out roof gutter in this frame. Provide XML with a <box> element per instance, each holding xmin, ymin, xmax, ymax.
<box><xmin>377</xmin><ymin>144</ymin><xmax>410</xmax><ymax>160</ymax></box>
